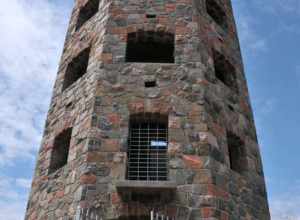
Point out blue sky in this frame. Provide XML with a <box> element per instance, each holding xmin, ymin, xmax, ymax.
<box><xmin>0</xmin><ymin>0</ymin><xmax>299</xmax><ymax>219</ymax></box>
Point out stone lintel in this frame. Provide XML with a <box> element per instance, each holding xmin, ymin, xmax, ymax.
<box><xmin>116</xmin><ymin>180</ymin><xmax>177</xmax><ymax>193</ymax></box>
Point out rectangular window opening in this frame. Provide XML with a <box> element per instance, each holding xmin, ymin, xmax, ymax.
<box><xmin>76</xmin><ymin>0</ymin><xmax>100</xmax><ymax>30</ymax></box>
<box><xmin>49</xmin><ymin>128</ymin><xmax>73</xmax><ymax>174</ymax></box>
<box><xmin>228</xmin><ymin>104</ymin><xmax>234</xmax><ymax>111</ymax></box>
<box><xmin>127</xmin><ymin>114</ymin><xmax>168</xmax><ymax>181</ymax></box>
<box><xmin>145</xmin><ymin>80</ymin><xmax>157</xmax><ymax>88</ymax></box>
<box><xmin>62</xmin><ymin>47</ymin><xmax>91</xmax><ymax>91</ymax></box>
<box><xmin>227</xmin><ymin>131</ymin><xmax>247</xmax><ymax>174</ymax></box>
<box><xmin>146</xmin><ymin>14</ymin><xmax>157</xmax><ymax>19</ymax></box>
<box><xmin>126</xmin><ymin>31</ymin><xmax>175</xmax><ymax>63</ymax></box>
<box><xmin>206</xmin><ymin>0</ymin><xmax>228</xmax><ymax>30</ymax></box>
<box><xmin>213</xmin><ymin>50</ymin><xmax>238</xmax><ymax>93</ymax></box>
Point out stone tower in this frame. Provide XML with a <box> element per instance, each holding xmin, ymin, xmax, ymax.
<box><xmin>25</xmin><ymin>0</ymin><xmax>270</xmax><ymax>219</ymax></box>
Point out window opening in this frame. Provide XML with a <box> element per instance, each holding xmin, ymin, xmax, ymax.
<box><xmin>76</xmin><ymin>0</ymin><xmax>100</xmax><ymax>30</ymax></box>
<box><xmin>206</xmin><ymin>0</ymin><xmax>228</xmax><ymax>30</ymax></box>
<box><xmin>145</xmin><ymin>80</ymin><xmax>157</xmax><ymax>88</ymax></box>
<box><xmin>126</xmin><ymin>31</ymin><xmax>175</xmax><ymax>63</ymax></box>
<box><xmin>49</xmin><ymin>128</ymin><xmax>72</xmax><ymax>174</ymax></box>
<box><xmin>127</xmin><ymin>114</ymin><xmax>168</xmax><ymax>181</ymax></box>
<box><xmin>213</xmin><ymin>50</ymin><xmax>238</xmax><ymax>92</ymax></box>
<box><xmin>63</xmin><ymin>47</ymin><xmax>90</xmax><ymax>91</ymax></box>
<box><xmin>66</xmin><ymin>101</ymin><xmax>73</xmax><ymax>110</ymax></box>
<box><xmin>146</xmin><ymin>14</ymin><xmax>157</xmax><ymax>19</ymax></box>
<box><xmin>227</xmin><ymin>131</ymin><xmax>247</xmax><ymax>173</ymax></box>
<box><xmin>228</xmin><ymin>104</ymin><xmax>234</xmax><ymax>111</ymax></box>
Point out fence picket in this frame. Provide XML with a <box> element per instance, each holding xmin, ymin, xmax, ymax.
<box><xmin>150</xmin><ymin>210</ymin><xmax>175</xmax><ymax>220</ymax></box>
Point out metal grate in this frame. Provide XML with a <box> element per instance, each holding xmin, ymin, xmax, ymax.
<box><xmin>127</xmin><ymin>119</ymin><xmax>168</xmax><ymax>181</ymax></box>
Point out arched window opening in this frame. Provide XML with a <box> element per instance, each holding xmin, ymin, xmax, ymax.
<box><xmin>126</xmin><ymin>31</ymin><xmax>175</xmax><ymax>63</ymax></box>
<box><xmin>127</xmin><ymin>113</ymin><xmax>168</xmax><ymax>181</ymax></box>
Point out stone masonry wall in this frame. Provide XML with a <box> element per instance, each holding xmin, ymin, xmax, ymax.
<box><xmin>25</xmin><ymin>0</ymin><xmax>270</xmax><ymax>219</ymax></box>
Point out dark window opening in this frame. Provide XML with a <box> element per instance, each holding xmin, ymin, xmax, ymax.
<box><xmin>127</xmin><ymin>113</ymin><xmax>168</xmax><ymax>181</ymax></box>
<box><xmin>206</xmin><ymin>0</ymin><xmax>228</xmax><ymax>30</ymax></box>
<box><xmin>227</xmin><ymin>131</ymin><xmax>247</xmax><ymax>173</ymax></box>
<box><xmin>228</xmin><ymin>104</ymin><xmax>234</xmax><ymax>111</ymax></box>
<box><xmin>126</xmin><ymin>31</ymin><xmax>175</xmax><ymax>63</ymax></box>
<box><xmin>213</xmin><ymin>50</ymin><xmax>238</xmax><ymax>93</ymax></box>
<box><xmin>49</xmin><ymin>128</ymin><xmax>72</xmax><ymax>174</ymax></box>
<box><xmin>76</xmin><ymin>0</ymin><xmax>100</xmax><ymax>30</ymax></box>
<box><xmin>145</xmin><ymin>80</ymin><xmax>157</xmax><ymax>88</ymax></box>
<box><xmin>63</xmin><ymin>47</ymin><xmax>90</xmax><ymax>91</ymax></box>
<box><xmin>146</xmin><ymin>14</ymin><xmax>156</xmax><ymax>19</ymax></box>
<box><xmin>66</xmin><ymin>101</ymin><xmax>73</xmax><ymax>110</ymax></box>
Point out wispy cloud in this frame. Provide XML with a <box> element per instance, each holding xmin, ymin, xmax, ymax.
<box><xmin>258</xmin><ymin>98</ymin><xmax>277</xmax><ymax>115</ymax></box>
<box><xmin>0</xmin><ymin>177</ymin><xmax>21</xmax><ymax>201</ymax></box>
<box><xmin>269</xmin><ymin>181</ymin><xmax>300</xmax><ymax>220</ymax></box>
<box><xmin>271</xmin><ymin>199</ymin><xmax>300</xmax><ymax>220</ymax></box>
<box><xmin>232</xmin><ymin>1</ymin><xmax>268</xmax><ymax>55</ymax></box>
<box><xmin>251</xmin><ymin>96</ymin><xmax>277</xmax><ymax>128</ymax></box>
<box><xmin>0</xmin><ymin>0</ymin><xmax>71</xmax><ymax>219</ymax></box>
<box><xmin>16</xmin><ymin>178</ymin><xmax>32</xmax><ymax>189</ymax></box>
<box><xmin>0</xmin><ymin>175</ymin><xmax>30</xmax><ymax>220</ymax></box>
<box><xmin>254</xmin><ymin>0</ymin><xmax>300</xmax><ymax>16</ymax></box>
<box><xmin>0</xmin><ymin>0</ymin><xmax>70</xmax><ymax>165</ymax></box>
<box><xmin>0</xmin><ymin>201</ymin><xmax>26</xmax><ymax>220</ymax></box>
<box><xmin>233</xmin><ymin>0</ymin><xmax>300</xmax><ymax>57</ymax></box>
<box><xmin>233</xmin><ymin>2</ymin><xmax>300</xmax><ymax>219</ymax></box>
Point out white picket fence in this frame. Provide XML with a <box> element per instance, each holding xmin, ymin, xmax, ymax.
<box><xmin>75</xmin><ymin>207</ymin><xmax>175</xmax><ymax>220</ymax></box>
<box><xmin>76</xmin><ymin>207</ymin><xmax>102</xmax><ymax>220</ymax></box>
<box><xmin>150</xmin><ymin>210</ymin><xmax>175</xmax><ymax>220</ymax></box>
